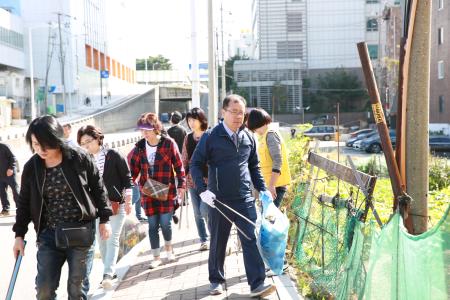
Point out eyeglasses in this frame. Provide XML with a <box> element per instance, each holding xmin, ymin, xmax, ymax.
<box><xmin>225</xmin><ymin>109</ymin><xmax>245</xmax><ymax>117</ymax></box>
<box><xmin>80</xmin><ymin>138</ymin><xmax>95</xmax><ymax>146</ymax></box>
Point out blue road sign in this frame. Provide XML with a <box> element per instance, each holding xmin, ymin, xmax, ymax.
<box><xmin>100</xmin><ymin>70</ymin><xmax>109</xmax><ymax>78</ymax></box>
<box><xmin>189</xmin><ymin>63</ymin><xmax>208</xmax><ymax>70</ymax></box>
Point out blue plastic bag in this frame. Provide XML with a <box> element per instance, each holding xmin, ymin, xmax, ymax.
<box><xmin>258</xmin><ymin>192</ymin><xmax>290</xmax><ymax>275</ymax></box>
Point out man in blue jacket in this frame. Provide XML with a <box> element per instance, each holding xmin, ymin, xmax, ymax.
<box><xmin>190</xmin><ymin>94</ymin><xmax>276</xmax><ymax>297</ymax></box>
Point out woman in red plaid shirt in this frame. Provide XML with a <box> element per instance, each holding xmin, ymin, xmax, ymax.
<box><xmin>129</xmin><ymin>113</ymin><xmax>186</xmax><ymax>269</ymax></box>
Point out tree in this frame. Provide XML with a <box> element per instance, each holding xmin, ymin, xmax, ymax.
<box><xmin>136</xmin><ymin>54</ymin><xmax>172</xmax><ymax>70</ymax></box>
<box><xmin>309</xmin><ymin>68</ymin><xmax>369</xmax><ymax>113</ymax></box>
<box><xmin>272</xmin><ymin>81</ymin><xmax>289</xmax><ymax>114</ymax></box>
<box><xmin>219</xmin><ymin>54</ymin><xmax>249</xmax><ymax>94</ymax></box>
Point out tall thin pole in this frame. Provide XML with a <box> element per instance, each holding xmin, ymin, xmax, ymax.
<box><xmin>145</xmin><ymin>57</ymin><xmax>148</xmax><ymax>86</ymax></box>
<box><xmin>357</xmin><ymin>42</ymin><xmax>404</xmax><ymax>200</ymax></box>
<box><xmin>28</xmin><ymin>27</ymin><xmax>36</xmax><ymax>121</ymax></box>
<box><xmin>57</xmin><ymin>13</ymin><xmax>66</xmax><ymax>114</ymax></box>
<box><xmin>190</xmin><ymin>0</ymin><xmax>200</xmax><ymax>107</ymax></box>
<box><xmin>208</xmin><ymin>0</ymin><xmax>217</xmax><ymax>126</ymax></box>
<box><xmin>220</xmin><ymin>2</ymin><xmax>226</xmax><ymax>102</ymax></box>
<box><xmin>405</xmin><ymin>0</ymin><xmax>430</xmax><ymax>234</ymax></box>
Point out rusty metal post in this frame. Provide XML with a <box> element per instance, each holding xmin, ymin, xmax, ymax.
<box><xmin>357</xmin><ymin>42</ymin><xmax>404</xmax><ymax>201</ymax></box>
<box><xmin>395</xmin><ymin>37</ymin><xmax>407</xmax><ymax>191</ymax></box>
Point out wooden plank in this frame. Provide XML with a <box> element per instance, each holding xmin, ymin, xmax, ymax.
<box><xmin>307</xmin><ymin>152</ymin><xmax>374</xmax><ymax>190</ymax></box>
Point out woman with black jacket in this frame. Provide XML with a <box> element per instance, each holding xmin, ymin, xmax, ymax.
<box><xmin>78</xmin><ymin>125</ymin><xmax>133</xmax><ymax>289</ymax></box>
<box><xmin>12</xmin><ymin>115</ymin><xmax>112</xmax><ymax>300</ymax></box>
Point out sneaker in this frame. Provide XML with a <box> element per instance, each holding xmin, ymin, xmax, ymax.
<box><xmin>250</xmin><ymin>283</ymin><xmax>276</xmax><ymax>298</ymax></box>
<box><xmin>172</xmin><ymin>215</ymin><xmax>179</xmax><ymax>224</ymax></box>
<box><xmin>1</xmin><ymin>209</ymin><xmax>9</xmax><ymax>216</ymax></box>
<box><xmin>209</xmin><ymin>282</ymin><xmax>223</xmax><ymax>295</ymax></box>
<box><xmin>101</xmin><ymin>274</ymin><xmax>117</xmax><ymax>289</ymax></box>
<box><xmin>199</xmin><ymin>242</ymin><xmax>208</xmax><ymax>251</ymax></box>
<box><xmin>167</xmin><ymin>251</ymin><xmax>176</xmax><ymax>262</ymax></box>
<box><xmin>149</xmin><ymin>259</ymin><xmax>162</xmax><ymax>269</ymax></box>
<box><xmin>266</xmin><ymin>263</ymin><xmax>289</xmax><ymax>277</ymax></box>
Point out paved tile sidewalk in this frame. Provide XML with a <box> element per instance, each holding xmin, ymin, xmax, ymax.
<box><xmin>111</xmin><ymin>205</ymin><xmax>301</xmax><ymax>300</ymax></box>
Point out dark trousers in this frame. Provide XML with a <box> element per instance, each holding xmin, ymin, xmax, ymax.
<box><xmin>36</xmin><ymin>228</ymin><xmax>91</xmax><ymax>300</ymax></box>
<box><xmin>208</xmin><ymin>199</ymin><xmax>265</xmax><ymax>290</ymax></box>
<box><xmin>273</xmin><ymin>186</ymin><xmax>287</xmax><ymax>208</ymax></box>
<box><xmin>0</xmin><ymin>175</ymin><xmax>19</xmax><ymax>209</ymax></box>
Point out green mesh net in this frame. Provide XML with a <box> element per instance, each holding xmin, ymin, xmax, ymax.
<box><xmin>291</xmin><ymin>182</ymin><xmax>450</xmax><ymax>300</ymax></box>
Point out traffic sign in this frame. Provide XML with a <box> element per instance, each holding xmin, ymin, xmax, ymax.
<box><xmin>100</xmin><ymin>70</ymin><xmax>109</xmax><ymax>78</ymax></box>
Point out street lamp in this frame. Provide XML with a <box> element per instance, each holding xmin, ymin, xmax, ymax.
<box><xmin>28</xmin><ymin>26</ymin><xmax>36</xmax><ymax>121</ymax></box>
<box><xmin>296</xmin><ymin>106</ymin><xmax>310</xmax><ymax>124</ymax></box>
<box><xmin>27</xmin><ymin>23</ymin><xmax>56</xmax><ymax>121</ymax></box>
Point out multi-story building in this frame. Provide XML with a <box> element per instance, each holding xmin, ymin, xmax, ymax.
<box><xmin>430</xmin><ymin>0</ymin><xmax>450</xmax><ymax>126</ymax></box>
<box><xmin>228</xmin><ymin>30</ymin><xmax>254</xmax><ymax>59</ymax></box>
<box><xmin>234</xmin><ymin>59</ymin><xmax>302</xmax><ymax>112</ymax></box>
<box><xmin>0</xmin><ymin>5</ymin><xmax>26</xmax><ymax>122</ymax></box>
<box><xmin>234</xmin><ymin>0</ymin><xmax>306</xmax><ymax>114</ymax></box>
<box><xmin>1</xmin><ymin>0</ymin><xmax>138</xmax><ymax>116</ymax></box>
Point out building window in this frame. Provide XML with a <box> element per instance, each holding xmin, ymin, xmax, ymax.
<box><xmin>85</xmin><ymin>45</ymin><xmax>92</xmax><ymax>67</ymax></box>
<box><xmin>366</xmin><ymin>18</ymin><xmax>378</xmax><ymax>32</ymax></box>
<box><xmin>439</xmin><ymin>95</ymin><xmax>444</xmax><ymax>113</ymax></box>
<box><xmin>368</xmin><ymin>44</ymin><xmax>379</xmax><ymax>59</ymax></box>
<box><xmin>438</xmin><ymin>0</ymin><xmax>444</xmax><ymax>10</ymax></box>
<box><xmin>438</xmin><ymin>27</ymin><xmax>444</xmax><ymax>45</ymax></box>
<box><xmin>366</xmin><ymin>0</ymin><xmax>379</xmax><ymax>3</ymax></box>
<box><xmin>93</xmin><ymin>48</ymin><xmax>99</xmax><ymax>70</ymax></box>
<box><xmin>0</xmin><ymin>26</ymin><xmax>24</xmax><ymax>50</ymax></box>
<box><xmin>277</xmin><ymin>41</ymin><xmax>303</xmax><ymax>59</ymax></box>
<box><xmin>438</xmin><ymin>60</ymin><xmax>445</xmax><ymax>79</ymax></box>
<box><xmin>287</xmin><ymin>13</ymin><xmax>303</xmax><ymax>32</ymax></box>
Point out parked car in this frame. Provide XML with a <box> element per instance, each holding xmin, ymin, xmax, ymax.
<box><xmin>360</xmin><ymin>130</ymin><xmax>396</xmax><ymax>153</ymax></box>
<box><xmin>349</xmin><ymin>128</ymin><xmax>374</xmax><ymax>138</ymax></box>
<box><xmin>346</xmin><ymin>130</ymin><xmax>376</xmax><ymax>147</ymax></box>
<box><xmin>303</xmin><ymin>125</ymin><xmax>336</xmax><ymax>141</ymax></box>
<box><xmin>429</xmin><ymin>136</ymin><xmax>450</xmax><ymax>152</ymax></box>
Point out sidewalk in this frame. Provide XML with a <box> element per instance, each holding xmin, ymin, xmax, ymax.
<box><xmin>100</xmin><ymin>205</ymin><xmax>301</xmax><ymax>300</ymax></box>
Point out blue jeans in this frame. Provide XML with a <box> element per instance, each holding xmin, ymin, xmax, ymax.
<box><xmin>132</xmin><ymin>185</ymin><xmax>142</xmax><ymax>219</ymax></box>
<box><xmin>273</xmin><ymin>186</ymin><xmax>287</xmax><ymax>208</ymax></box>
<box><xmin>98</xmin><ymin>204</ymin><xmax>126</xmax><ymax>276</ymax></box>
<box><xmin>148</xmin><ymin>211</ymin><xmax>173</xmax><ymax>257</ymax></box>
<box><xmin>189</xmin><ymin>188</ymin><xmax>210</xmax><ymax>243</ymax></box>
<box><xmin>36</xmin><ymin>228</ymin><xmax>91</xmax><ymax>300</ymax></box>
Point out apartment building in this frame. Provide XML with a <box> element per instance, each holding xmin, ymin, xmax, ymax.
<box><xmin>430</xmin><ymin>0</ymin><xmax>450</xmax><ymax>125</ymax></box>
<box><xmin>0</xmin><ymin>6</ymin><xmax>26</xmax><ymax>122</ymax></box>
<box><xmin>0</xmin><ymin>0</ymin><xmax>138</xmax><ymax>115</ymax></box>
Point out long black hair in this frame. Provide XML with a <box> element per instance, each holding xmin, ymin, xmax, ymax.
<box><xmin>25</xmin><ymin>115</ymin><xmax>70</xmax><ymax>155</ymax></box>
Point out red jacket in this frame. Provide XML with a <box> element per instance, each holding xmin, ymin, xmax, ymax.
<box><xmin>129</xmin><ymin>136</ymin><xmax>185</xmax><ymax>216</ymax></box>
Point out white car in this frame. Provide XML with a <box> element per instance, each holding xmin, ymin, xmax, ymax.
<box><xmin>353</xmin><ymin>140</ymin><xmax>363</xmax><ymax>150</ymax></box>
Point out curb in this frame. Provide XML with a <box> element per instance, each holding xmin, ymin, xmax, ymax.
<box><xmin>89</xmin><ymin>237</ymin><xmax>150</xmax><ymax>300</ymax></box>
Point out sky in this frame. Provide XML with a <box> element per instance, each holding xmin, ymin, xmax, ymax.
<box><xmin>112</xmin><ymin>0</ymin><xmax>252</xmax><ymax>70</ymax></box>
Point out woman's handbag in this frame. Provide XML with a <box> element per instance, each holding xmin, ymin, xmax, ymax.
<box><xmin>142</xmin><ymin>177</ymin><xmax>170</xmax><ymax>201</ymax></box>
<box><xmin>54</xmin><ymin>221</ymin><xmax>95</xmax><ymax>249</ymax></box>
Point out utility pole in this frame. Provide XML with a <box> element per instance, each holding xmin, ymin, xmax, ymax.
<box><xmin>190</xmin><ymin>0</ymin><xmax>200</xmax><ymax>107</ymax></box>
<box><xmin>405</xmin><ymin>0</ymin><xmax>430</xmax><ymax>234</ymax></box>
<box><xmin>208</xmin><ymin>0</ymin><xmax>218</xmax><ymax>126</ymax></box>
<box><xmin>57</xmin><ymin>13</ymin><xmax>66</xmax><ymax>114</ymax></box>
<box><xmin>28</xmin><ymin>27</ymin><xmax>36</xmax><ymax>121</ymax></box>
<box><xmin>220</xmin><ymin>2</ymin><xmax>226</xmax><ymax>102</ymax></box>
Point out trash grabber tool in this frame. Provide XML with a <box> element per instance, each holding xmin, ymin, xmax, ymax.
<box><xmin>6</xmin><ymin>240</ymin><xmax>26</xmax><ymax>300</ymax></box>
